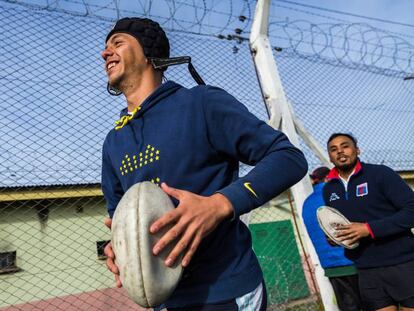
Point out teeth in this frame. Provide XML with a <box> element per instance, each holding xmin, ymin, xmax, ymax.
<box><xmin>108</xmin><ymin>62</ymin><xmax>116</xmax><ymax>70</ymax></box>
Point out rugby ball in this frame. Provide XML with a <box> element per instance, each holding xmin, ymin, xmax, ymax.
<box><xmin>317</xmin><ymin>206</ymin><xmax>359</xmax><ymax>249</ymax></box>
<box><xmin>111</xmin><ymin>182</ymin><xmax>182</xmax><ymax>307</ymax></box>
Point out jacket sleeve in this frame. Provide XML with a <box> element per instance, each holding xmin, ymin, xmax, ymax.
<box><xmin>367</xmin><ymin>165</ymin><xmax>414</xmax><ymax>238</ymax></box>
<box><xmin>302</xmin><ymin>197</ymin><xmax>316</xmax><ymax>241</ymax></box>
<box><xmin>101</xmin><ymin>136</ymin><xmax>124</xmax><ymax>218</ymax></box>
<box><xmin>201</xmin><ymin>86</ymin><xmax>308</xmax><ymax>217</ymax></box>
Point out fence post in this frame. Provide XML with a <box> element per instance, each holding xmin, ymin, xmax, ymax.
<box><xmin>249</xmin><ymin>0</ymin><xmax>338</xmax><ymax>310</ymax></box>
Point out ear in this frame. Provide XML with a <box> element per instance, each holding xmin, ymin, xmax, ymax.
<box><xmin>356</xmin><ymin>147</ymin><xmax>360</xmax><ymax>155</ymax></box>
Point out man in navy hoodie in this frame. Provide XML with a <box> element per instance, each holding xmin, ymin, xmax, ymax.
<box><xmin>100</xmin><ymin>17</ymin><xmax>308</xmax><ymax>310</ymax></box>
<box><xmin>323</xmin><ymin>133</ymin><xmax>414</xmax><ymax>311</ymax></box>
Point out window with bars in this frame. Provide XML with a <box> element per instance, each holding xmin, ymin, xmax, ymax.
<box><xmin>0</xmin><ymin>251</ymin><xmax>20</xmax><ymax>274</ymax></box>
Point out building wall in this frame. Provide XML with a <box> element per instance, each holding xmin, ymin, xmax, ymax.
<box><xmin>1</xmin><ymin>174</ymin><xmax>412</xmax><ymax>308</ymax></box>
<box><xmin>0</xmin><ymin>197</ymin><xmax>112</xmax><ymax>307</ymax></box>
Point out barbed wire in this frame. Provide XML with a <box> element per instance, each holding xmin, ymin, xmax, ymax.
<box><xmin>3</xmin><ymin>0</ymin><xmax>414</xmax><ymax>74</ymax></box>
<box><xmin>268</xmin><ymin>21</ymin><xmax>414</xmax><ymax>74</ymax></box>
<box><xmin>1</xmin><ymin>0</ymin><xmax>253</xmax><ymax>35</ymax></box>
<box><xmin>274</xmin><ymin>0</ymin><xmax>414</xmax><ymax>31</ymax></box>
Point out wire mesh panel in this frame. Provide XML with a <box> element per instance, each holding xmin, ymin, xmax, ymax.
<box><xmin>267</xmin><ymin>18</ymin><xmax>414</xmax><ymax>170</ymax></box>
<box><xmin>274</xmin><ymin>50</ymin><xmax>414</xmax><ymax>170</ymax></box>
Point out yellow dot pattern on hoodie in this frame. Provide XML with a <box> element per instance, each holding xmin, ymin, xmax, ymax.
<box><xmin>150</xmin><ymin>177</ymin><xmax>161</xmax><ymax>186</ymax></box>
<box><xmin>119</xmin><ymin>145</ymin><xmax>161</xmax><ymax>175</ymax></box>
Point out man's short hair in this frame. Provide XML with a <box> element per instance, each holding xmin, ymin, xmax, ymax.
<box><xmin>327</xmin><ymin>132</ymin><xmax>358</xmax><ymax>148</ymax></box>
<box><xmin>309</xmin><ymin>166</ymin><xmax>330</xmax><ymax>184</ymax></box>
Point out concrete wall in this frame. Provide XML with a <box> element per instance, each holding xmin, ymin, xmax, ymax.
<box><xmin>0</xmin><ymin>197</ymin><xmax>113</xmax><ymax>307</ymax></box>
<box><xmin>1</xmin><ymin>174</ymin><xmax>412</xmax><ymax>308</ymax></box>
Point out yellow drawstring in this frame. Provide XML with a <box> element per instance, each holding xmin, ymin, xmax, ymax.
<box><xmin>114</xmin><ymin>106</ymin><xmax>141</xmax><ymax>130</ymax></box>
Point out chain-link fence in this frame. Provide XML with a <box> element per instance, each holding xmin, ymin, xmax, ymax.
<box><xmin>1</xmin><ymin>1</ymin><xmax>413</xmax><ymax>311</ymax></box>
<box><xmin>267</xmin><ymin>19</ymin><xmax>414</xmax><ymax>171</ymax></box>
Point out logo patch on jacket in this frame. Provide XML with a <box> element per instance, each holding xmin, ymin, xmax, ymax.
<box><xmin>329</xmin><ymin>193</ymin><xmax>340</xmax><ymax>201</ymax></box>
<box><xmin>356</xmin><ymin>182</ymin><xmax>368</xmax><ymax>197</ymax></box>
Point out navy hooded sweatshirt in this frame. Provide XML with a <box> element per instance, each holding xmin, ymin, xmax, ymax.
<box><xmin>323</xmin><ymin>161</ymin><xmax>414</xmax><ymax>269</ymax></box>
<box><xmin>101</xmin><ymin>81</ymin><xmax>308</xmax><ymax>307</ymax></box>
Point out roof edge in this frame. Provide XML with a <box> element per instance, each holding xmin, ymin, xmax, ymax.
<box><xmin>0</xmin><ymin>184</ymin><xmax>103</xmax><ymax>202</ymax></box>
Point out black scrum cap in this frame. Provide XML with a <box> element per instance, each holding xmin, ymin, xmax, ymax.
<box><xmin>105</xmin><ymin>17</ymin><xmax>205</xmax><ymax>95</ymax></box>
<box><xmin>106</xmin><ymin>17</ymin><xmax>170</xmax><ymax>63</ymax></box>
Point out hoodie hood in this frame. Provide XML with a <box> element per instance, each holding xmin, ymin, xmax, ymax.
<box><xmin>115</xmin><ymin>81</ymin><xmax>181</xmax><ymax>130</ymax></box>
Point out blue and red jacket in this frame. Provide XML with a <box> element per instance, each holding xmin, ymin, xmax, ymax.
<box><xmin>323</xmin><ymin>161</ymin><xmax>414</xmax><ymax>268</ymax></box>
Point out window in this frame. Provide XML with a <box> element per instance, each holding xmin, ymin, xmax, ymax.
<box><xmin>0</xmin><ymin>251</ymin><xmax>20</xmax><ymax>274</ymax></box>
<box><xmin>96</xmin><ymin>241</ymin><xmax>110</xmax><ymax>260</ymax></box>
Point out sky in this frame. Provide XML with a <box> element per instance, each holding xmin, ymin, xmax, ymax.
<box><xmin>7</xmin><ymin>1</ymin><xmax>414</xmax><ymax>44</ymax></box>
<box><xmin>1</xmin><ymin>0</ymin><xmax>413</xmax><ymax>187</ymax></box>
<box><xmin>271</xmin><ymin>0</ymin><xmax>414</xmax><ymax>43</ymax></box>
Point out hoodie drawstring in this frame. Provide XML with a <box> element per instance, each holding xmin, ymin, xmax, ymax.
<box><xmin>114</xmin><ymin>106</ymin><xmax>141</xmax><ymax>130</ymax></box>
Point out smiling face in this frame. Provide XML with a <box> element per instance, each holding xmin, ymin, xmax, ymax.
<box><xmin>328</xmin><ymin>135</ymin><xmax>360</xmax><ymax>175</ymax></box>
<box><xmin>101</xmin><ymin>33</ymin><xmax>149</xmax><ymax>92</ymax></box>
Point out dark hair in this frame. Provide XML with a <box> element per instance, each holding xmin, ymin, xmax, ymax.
<box><xmin>327</xmin><ymin>132</ymin><xmax>358</xmax><ymax>148</ymax></box>
<box><xmin>309</xmin><ymin>166</ymin><xmax>330</xmax><ymax>183</ymax></box>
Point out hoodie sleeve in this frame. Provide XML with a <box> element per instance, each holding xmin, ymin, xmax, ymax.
<box><xmin>201</xmin><ymin>86</ymin><xmax>308</xmax><ymax>217</ymax></box>
<box><xmin>101</xmin><ymin>136</ymin><xmax>124</xmax><ymax>218</ymax></box>
<box><xmin>367</xmin><ymin>165</ymin><xmax>414</xmax><ymax>238</ymax></box>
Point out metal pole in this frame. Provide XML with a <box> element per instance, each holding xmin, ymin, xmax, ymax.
<box><xmin>249</xmin><ymin>0</ymin><xmax>338</xmax><ymax>310</ymax></box>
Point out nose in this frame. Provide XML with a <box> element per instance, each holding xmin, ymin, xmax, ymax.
<box><xmin>101</xmin><ymin>47</ymin><xmax>113</xmax><ymax>61</ymax></box>
<box><xmin>337</xmin><ymin>146</ymin><xmax>344</xmax><ymax>154</ymax></box>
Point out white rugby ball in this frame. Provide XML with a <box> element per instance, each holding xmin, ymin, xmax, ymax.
<box><xmin>111</xmin><ymin>182</ymin><xmax>182</xmax><ymax>307</ymax></box>
<box><xmin>317</xmin><ymin>206</ymin><xmax>359</xmax><ymax>249</ymax></box>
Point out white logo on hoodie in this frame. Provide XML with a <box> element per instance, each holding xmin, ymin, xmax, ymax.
<box><xmin>329</xmin><ymin>193</ymin><xmax>340</xmax><ymax>201</ymax></box>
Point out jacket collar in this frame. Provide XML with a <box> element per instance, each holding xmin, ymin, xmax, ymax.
<box><xmin>327</xmin><ymin>159</ymin><xmax>362</xmax><ymax>180</ymax></box>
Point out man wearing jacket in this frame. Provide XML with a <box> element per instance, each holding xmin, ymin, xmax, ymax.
<box><xmin>100</xmin><ymin>17</ymin><xmax>308</xmax><ymax>310</ymax></box>
<box><xmin>302</xmin><ymin>166</ymin><xmax>363</xmax><ymax>311</ymax></box>
<box><xmin>323</xmin><ymin>133</ymin><xmax>414</xmax><ymax>311</ymax></box>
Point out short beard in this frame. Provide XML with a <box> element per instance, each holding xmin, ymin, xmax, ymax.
<box><xmin>337</xmin><ymin>158</ymin><xmax>358</xmax><ymax>174</ymax></box>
